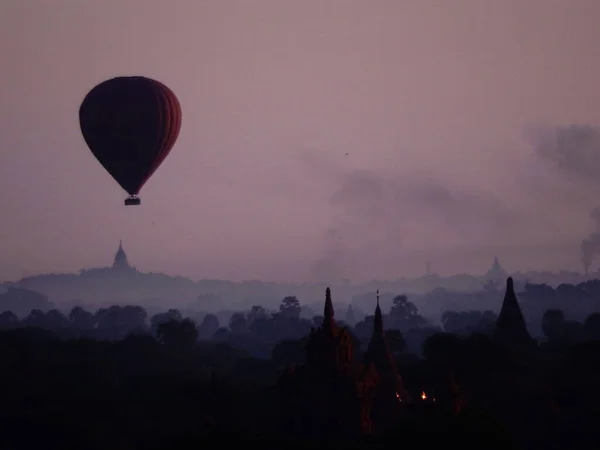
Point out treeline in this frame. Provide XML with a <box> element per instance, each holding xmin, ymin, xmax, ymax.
<box><xmin>3</xmin><ymin>289</ymin><xmax>600</xmax><ymax>359</ymax></box>
<box><xmin>1</xmin><ymin>319</ymin><xmax>599</xmax><ymax>448</ymax></box>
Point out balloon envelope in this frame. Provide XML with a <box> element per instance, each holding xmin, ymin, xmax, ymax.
<box><xmin>79</xmin><ymin>76</ymin><xmax>182</xmax><ymax>202</ymax></box>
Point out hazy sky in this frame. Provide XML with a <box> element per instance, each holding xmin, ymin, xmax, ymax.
<box><xmin>2</xmin><ymin>0</ymin><xmax>600</xmax><ymax>282</ymax></box>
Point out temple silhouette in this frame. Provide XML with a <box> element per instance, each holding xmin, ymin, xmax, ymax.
<box><xmin>495</xmin><ymin>277</ymin><xmax>532</xmax><ymax>346</ymax></box>
<box><xmin>278</xmin><ymin>287</ymin><xmax>411</xmax><ymax>436</ymax></box>
<box><xmin>73</xmin><ymin>240</ymin><xmax>138</xmax><ymax>278</ymax></box>
<box><xmin>277</xmin><ymin>279</ymin><xmax>538</xmax><ymax>437</ymax></box>
<box><xmin>486</xmin><ymin>256</ymin><xmax>508</xmax><ymax>282</ymax></box>
<box><xmin>112</xmin><ymin>240</ymin><xmax>134</xmax><ymax>272</ymax></box>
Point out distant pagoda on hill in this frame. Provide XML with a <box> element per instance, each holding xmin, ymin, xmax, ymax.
<box><xmin>77</xmin><ymin>240</ymin><xmax>138</xmax><ymax>277</ymax></box>
<box><xmin>485</xmin><ymin>256</ymin><xmax>508</xmax><ymax>281</ymax></box>
<box><xmin>112</xmin><ymin>240</ymin><xmax>135</xmax><ymax>272</ymax></box>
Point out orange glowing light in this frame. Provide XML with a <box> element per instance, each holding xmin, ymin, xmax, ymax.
<box><xmin>421</xmin><ymin>391</ymin><xmax>427</xmax><ymax>400</ymax></box>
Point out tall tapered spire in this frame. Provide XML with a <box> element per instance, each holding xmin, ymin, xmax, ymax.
<box><xmin>323</xmin><ymin>287</ymin><xmax>335</xmax><ymax>330</ymax></box>
<box><xmin>364</xmin><ymin>288</ymin><xmax>413</xmax><ymax>406</ymax></box>
<box><xmin>495</xmin><ymin>277</ymin><xmax>531</xmax><ymax>344</ymax></box>
<box><xmin>112</xmin><ymin>240</ymin><xmax>130</xmax><ymax>270</ymax></box>
<box><xmin>373</xmin><ymin>289</ymin><xmax>383</xmax><ymax>335</ymax></box>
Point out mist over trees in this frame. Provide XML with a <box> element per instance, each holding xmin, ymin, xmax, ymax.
<box><xmin>2</xmin><ymin>277</ymin><xmax>600</xmax><ymax>447</ymax></box>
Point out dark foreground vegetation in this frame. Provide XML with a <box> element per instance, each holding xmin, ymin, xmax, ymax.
<box><xmin>1</xmin><ymin>280</ymin><xmax>600</xmax><ymax>449</ymax></box>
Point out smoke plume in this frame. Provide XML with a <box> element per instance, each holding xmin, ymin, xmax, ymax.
<box><xmin>302</xmin><ymin>151</ymin><xmax>517</xmax><ymax>280</ymax></box>
<box><xmin>528</xmin><ymin>125</ymin><xmax>600</xmax><ymax>273</ymax></box>
<box><xmin>581</xmin><ymin>207</ymin><xmax>600</xmax><ymax>274</ymax></box>
<box><xmin>526</xmin><ymin>124</ymin><xmax>600</xmax><ymax>184</ymax></box>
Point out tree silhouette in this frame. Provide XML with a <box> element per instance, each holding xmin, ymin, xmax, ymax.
<box><xmin>198</xmin><ymin>313</ymin><xmax>219</xmax><ymax>340</ymax></box>
<box><xmin>542</xmin><ymin>309</ymin><xmax>565</xmax><ymax>342</ymax></box>
<box><xmin>280</xmin><ymin>296</ymin><xmax>301</xmax><ymax>320</ymax></box>
<box><xmin>229</xmin><ymin>312</ymin><xmax>247</xmax><ymax>333</ymax></box>
<box><xmin>150</xmin><ymin>309</ymin><xmax>183</xmax><ymax>333</ymax></box>
<box><xmin>584</xmin><ymin>312</ymin><xmax>600</xmax><ymax>341</ymax></box>
<box><xmin>384</xmin><ymin>329</ymin><xmax>406</xmax><ymax>355</ymax></box>
<box><xmin>388</xmin><ymin>295</ymin><xmax>426</xmax><ymax>330</ymax></box>
<box><xmin>247</xmin><ymin>305</ymin><xmax>268</xmax><ymax>323</ymax></box>
<box><xmin>156</xmin><ymin>318</ymin><xmax>198</xmax><ymax>352</ymax></box>
<box><xmin>69</xmin><ymin>306</ymin><xmax>95</xmax><ymax>330</ymax></box>
<box><xmin>0</xmin><ymin>311</ymin><xmax>18</xmax><ymax>329</ymax></box>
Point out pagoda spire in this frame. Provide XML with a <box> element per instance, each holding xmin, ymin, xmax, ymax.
<box><xmin>363</xmin><ymin>289</ymin><xmax>413</xmax><ymax>406</ymax></box>
<box><xmin>112</xmin><ymin>240</ymin><xmax>131</xmax><ymax>270</ymax></box>
<box><xmin>373</xmin><ymin>289</ymin><xmax>383</xmax><ymax>336</ymax></box>
<box><xmin>495</xmin><ymin>277</ymin><xmax>531</xmax><ymax>344</ymax></box>
<box><xmin>323</xmin><ymin>287</ymin><xmax>335</xmax><ymax>331</ymax></box>
<box><xmin>487</xmin><ymin>256</ymin><xmax>507</xmax><ymax>279</ymax></box>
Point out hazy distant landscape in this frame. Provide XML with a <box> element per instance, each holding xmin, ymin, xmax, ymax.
<box><xmin>2</xmin><ymin>242</ymin><xmax>598</xmax><ymax>338</ymax></box>
<box><xmin>4</xmin><ymin>1</ymin><xmax>600</xmax><ymax>448</ymax></box>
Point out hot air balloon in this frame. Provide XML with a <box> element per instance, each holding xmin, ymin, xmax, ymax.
<box><xmin>79</xmin><ymin>76</ymin><xmax>182</xmax><ymax>206</ymax></box>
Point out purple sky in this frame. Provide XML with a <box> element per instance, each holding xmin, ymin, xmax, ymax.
<box><xmin>2</xmin><ymin>0</ymin><xmax>600</xmax><ymax>282</ymax></box>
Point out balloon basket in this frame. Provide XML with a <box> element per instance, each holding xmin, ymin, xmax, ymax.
<box><xmin>125</xmin><ymin>196</ymin><xmax>141</xmax><ymax>206</ymax></box>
